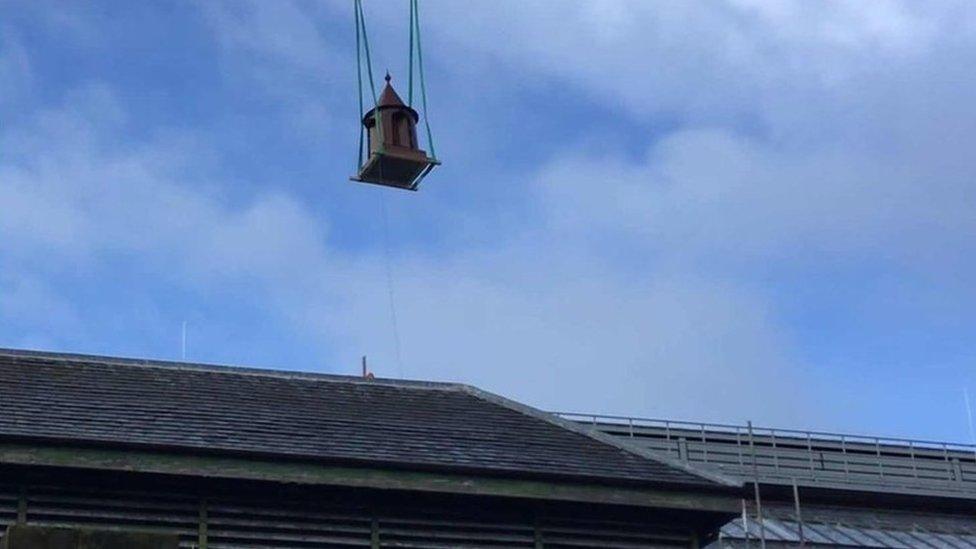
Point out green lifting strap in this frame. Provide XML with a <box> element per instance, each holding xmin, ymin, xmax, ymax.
<box><xmin>408</xmin><ymin>0</ymin><xmax>414</xmax><ymax>108</ymax></box>
<box><xmin>355</xmin><ymin>0</ymin><xmax>364</xmax><ymax>170</ymax></box>
<box><xmin>408</xmin><ymin>0</ymin><xmax>437</xmax><ymax>161</ymax></box>
<box><xmin>354</xmin><ymin>0</ymin><xmax>384</xmax><ymax>171</ymax></box>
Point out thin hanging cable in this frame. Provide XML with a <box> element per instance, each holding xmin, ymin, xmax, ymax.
<box><xmin>411</xmin><ymin>0</ymin><xmax>436</xmax><ymax>159</ymax></box>
<box><xmin>380</xmin><ymin>194</ymin><xmax>405</xmax><ymax>377</ymax></box>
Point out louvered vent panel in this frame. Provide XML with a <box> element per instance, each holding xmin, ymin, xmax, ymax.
<box><xmin>1</xmin><ymin>481</ymin><xmax>697</xmax><ymax>548</ymax></box>
<box><xmin>25</xmin><ymin>485</ymin><xmax>199</xmax><ymax>547</ymax></box>
<box><xmin>541</xmin><ymin>518</ymin><xmax>689</xmax><ymax>549</ymax></box>
<box><xmin>0</xmin><ymin>485</ymin><xmax>18</xmax><ymax>544</ymax></box>
<box><xmin>378</xmin><ymin>512</ymin><xmax>536</xmax><ymax>548</ymax></box>
<box><xmin>207</xmin><ymin>500</ymin><xmax>372</xmax><ymax>548</ymax></box>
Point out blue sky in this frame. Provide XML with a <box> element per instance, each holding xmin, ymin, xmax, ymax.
<box><xmin>1</xmin><ymin>1</ymin><xmax>975</xmax><ymax>441</ymax></box>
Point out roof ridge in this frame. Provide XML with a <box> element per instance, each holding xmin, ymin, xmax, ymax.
<box><xmin>456</xmin><ymin>384</ymin><xmax>741</xmax><ymax>488</ymax></box>
<box><xmin>0</xmin><ymin>347</ymin><xmax>460</xmax><ymax>390</ymax></box>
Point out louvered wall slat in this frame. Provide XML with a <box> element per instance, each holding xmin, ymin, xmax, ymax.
<box><xmin>541</xmin><ymin>518</ymin><xmax>690</xmax><ymax>549</ymax></box>
<box><xmin>207</xmin><ymin>499</ymin><xmax>372</xmax><ymax>548</ymax></box>
<box><xmin>0</xmin><ymin>485</ymin><xmax>19</xmax><ymax>545</ymax></box>
<box><xmin>377</xmin><ymin>512</ymin><xmax>536</xmax><ymax>548</ymax></box>
<box><xmin>23</xmin><ymin>485</ymin><xmax>199</xmax><ymax>547</ymax></box>
<box><xmin>0</xmin><ymin>482</ymin><xmax>694</xmax><ymax>548</ymax></box>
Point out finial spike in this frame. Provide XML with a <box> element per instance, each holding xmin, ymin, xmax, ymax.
<box><xmin>385</xmin><ymin>71</ymin><xmax>391</xmax><ymax>83</ymax></box>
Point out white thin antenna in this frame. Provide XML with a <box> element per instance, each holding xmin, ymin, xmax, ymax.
<box><xmin>964</xmin><ymin>388</ymin><xmax>976</xmax><ymax>443</ymax></box>
<box><xmin>965</xmin><ymin>388</ymin><xmax>975</xmax><ymax>441</ymax></box>
<box><xmin>181</xmin><ymin>321</ymin><xmax>187</xmax><ymax>361</ymax></box>
<box><xmin>963</xmin><ymin>387</ymin><xmax>976</xmax><ymax>466</ymax></box>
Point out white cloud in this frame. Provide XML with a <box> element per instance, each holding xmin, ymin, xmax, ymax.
<box><xmin>0</xmin><ymin>82</ymin><xmax>811</xmax><ymax>424</ymax></box>
<box><xmin>537</xmin><ymin>128</ymin><xmax>976</xmax><ymax>268</ymax></box>
<box><xmin>730</xmin><ymin>0</ymin><xmax>938</xmax><ymax>52</ymax></box>
<box><xmin>3</xmin><ymin>1</ymin><xmax>976</xmax><ymax>432</ymax></box>
<box><xmin>202</xmin><ymin>0</ymin><xmax>339</xmax><ymax>73</ymax></box>
<box><xmin>329</xmin><ymin>249</ymin><xmax>807</xmax><ymax>423</ymax></box>
<box><xmin>409</xmin><ymin>0</ymin><xmax>966</xmax><ymax>131</ymax></box>
<box><xmin>0</xmin><ymin>85</ymin><xmax>337</xmax><ymax>321</ymax></box>
<box><xmin>199</xmin><ymin>0</ymin><xmax>344</xmax><ymax>134</ymax></box>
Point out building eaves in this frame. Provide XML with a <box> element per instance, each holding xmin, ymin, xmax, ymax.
<box><xmin>461</xmin><ymin>384</ymin><xmax>741</xmax><ymax>489</ymax></box>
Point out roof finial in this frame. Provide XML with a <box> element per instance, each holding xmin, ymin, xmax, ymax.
<box><xmin>385</xmin><ymin>71</ymin><xmax>391</xmax><ymax>84</ymax></box>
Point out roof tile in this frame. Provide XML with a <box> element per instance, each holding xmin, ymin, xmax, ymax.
<box><xmin>0</xmin><ymin>349</ymin><xmax>718</xmax><ymax>488</ymax></box>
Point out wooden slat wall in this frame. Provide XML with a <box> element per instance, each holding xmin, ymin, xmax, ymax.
<box><xmin>0</xmin><ymin>482</ymin><xmax>694</xmax><ymax>548</ymax></box>
<box><xmin>24</xmin><ymin>485</ymin><xmax>199</xmax><ymax>547</ymax></box>
<box><xmin>0</xmin><ymin>485</ymin><xmax>19</xmax><ymax>545</ymax></box>
<box><xmin>208</xmin><ymin>500</ymin><xmax>372</xmax><ymax>548</ymax></box>
<box><xmin>540</xmin><ymin>517</ymin><xmax>690</xmax><ymax>549</ymax></box>
<box><xmin>377</xmin><ymin>510</ymin><xmax>536</xmax><ymax>548</ymax></box>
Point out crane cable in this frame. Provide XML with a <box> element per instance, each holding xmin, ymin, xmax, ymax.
<box><xmin>380</xmin><ymin>194</ymin><xmax>405</xmax><ymax>377</ymax></box>
<box><xmin>353</xmin><ymin>0</ymin><xmax>437</xmax><ymax>376</ymax></box>
<box><xmin>355</xmin><ymin>0</ymin><xmax>408</xmax><ymax>375</ymax></box>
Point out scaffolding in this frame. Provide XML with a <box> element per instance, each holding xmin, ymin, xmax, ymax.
<box><xmin>557</xmin><ymin>412</ymin><xmax>976</xmax><ymax>499</ymax></box>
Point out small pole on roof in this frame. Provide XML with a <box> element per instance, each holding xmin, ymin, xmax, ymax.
<box><xmin>181</xmin><ymin>321</ymin><xmax>187</xmax><ymax>361</ymax></box>
<box><xmin>361</xmin><ymin>355</ymin><xmax>374</xmax><ymax>380</ymax></box>
<box><xmin>747</xmin><ymin>420</ymin><xmax>766</xmax><ymax>549</ymax></box>
<box><xmin>792</xmin><ymin>478</ymin><xmax>805</xmax><ymax>546</ymax></box>
<box><xmin>741</xmin><ymin>499</ymin><xmax>750</xmax><ymax>547</ymax></box>
<box><xmin>963</xmin><ymin>387</ymin><xmax>976</xmax><ymax>465</ymax></box>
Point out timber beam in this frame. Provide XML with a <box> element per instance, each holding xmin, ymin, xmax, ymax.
<box><xmin>0</xmin><ymin>442</ymin><xmax>739</xmax><ymax>513</ymax></box>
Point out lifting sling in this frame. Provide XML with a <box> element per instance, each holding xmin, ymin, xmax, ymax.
<box><xmin>352</xmin><ymin>0</ymin><xmax>439</xmax><ymax>191</ymax></box>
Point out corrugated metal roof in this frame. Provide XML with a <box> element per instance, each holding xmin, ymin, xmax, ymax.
<box><xmin>719</xmin><ymin>505</ymin><xmax>976</xmax><ymax>548</ymax></box>
<box><xmin>721</xmin><ymin>518</ymin><xmax>976</xmax><ymax>547</ymax></box>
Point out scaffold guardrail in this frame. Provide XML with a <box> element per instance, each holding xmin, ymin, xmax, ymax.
<box><xmin>556</xmin><ymin>412</ymin><xmax>976</xmax><ymax>499</ymax></box>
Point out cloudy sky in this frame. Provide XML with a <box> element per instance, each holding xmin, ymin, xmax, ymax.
<box><xmin>1</xmin><ymin>1</ymin><xmax>975</xmax><ymax>440</ymax></box>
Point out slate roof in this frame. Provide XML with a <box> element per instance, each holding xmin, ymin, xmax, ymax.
<box><xmin>0</xmin><ymin>349</ymin><xmax>725</xmax><ymax>489</ymax></box>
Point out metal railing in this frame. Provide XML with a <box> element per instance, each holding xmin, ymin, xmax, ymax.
<box><xmin>556</xmin><ymin>412</ymin><xmax>976</xmax><ymax>499</ymax></box>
